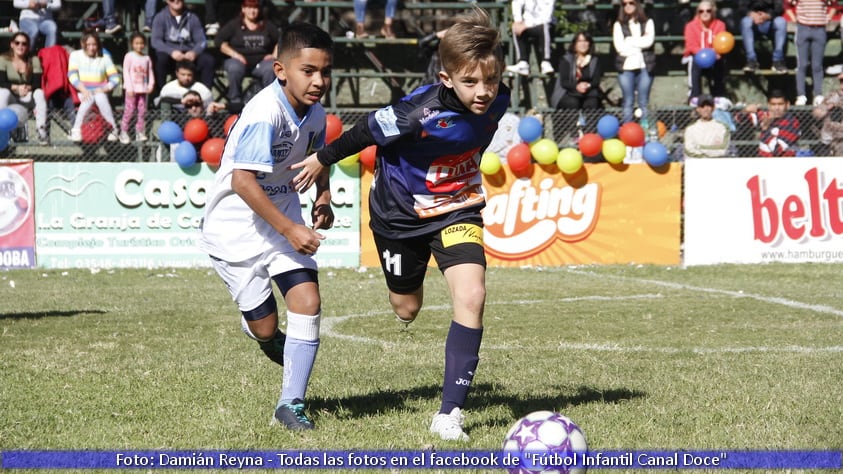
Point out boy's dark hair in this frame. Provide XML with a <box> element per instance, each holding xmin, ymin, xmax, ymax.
<box><xmin>768</xmin><ymin>88</ymin><xmax>787</xmax><ymax>101</ymax></box>
<box><xmin>278</xmin><ymin>22</ymin><xmax>333</xmax><ymax>58</ymax></box>
<box><xmin>438</xmin><ymin>7</ymin><xmax>503</xmax><ymax>76</ymax></box>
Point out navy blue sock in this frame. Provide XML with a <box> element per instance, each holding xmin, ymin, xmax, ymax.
<box><xmin>440</xmin><ymin>321</ymin><xmax>483</xmax><ymax>414</ymax></box>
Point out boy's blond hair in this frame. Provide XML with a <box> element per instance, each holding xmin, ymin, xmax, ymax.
<box><xmin>438</xmin><ymin>7</ymin><xmax>504</xmax><ymax>76</ymax></box>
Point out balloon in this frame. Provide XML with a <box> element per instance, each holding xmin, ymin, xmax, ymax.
<box><xmin>656</xmin><ymin>120</ymin><xmax>667</xmax><ymax>139</ymax></box>
<box><xmin>596</xmin><ymin>114</ymin><xmax>620</xmax><ymax>139</ymax></box>
<box><xmin>578</xmin><ymin>133</ymin><xmax>603</xmax><ymax>157</ymax></box>
<box><xmin>556</xmin><ymin>148</ymin><xmax>583</xmax><ymax>174</ymax></box>
<box><xmin>223</xmin><ymin>114</ymin><xmax>238</xmax><ymax>136</ymax></box>
<box><xmin>602</xmin><ymin>138</ymin><xmax>626</xmax><ymax>164</ymax></box>
<box><xmin>694</xmin><ymin>48</ymin><xmax>716</xmax><ymax>69</ymax></box>
<box><xmin>0</xmin><ymin>130</ymin><xmax>9</xmax><ymax>151</ymax></box>
<box><xmin>713</xmin><ymin>31</ymin><xmax>735</xmax><ymax>55</ymax></box>
<box><xmin>643</xmin><ymin>141</ymin><xmax>669</xmax><ymax>167</ymax></box>
<box><xmin>530</xmin><ymin>138</ymin><xmax>558</xmax><ymax>165</ymax></box>
<box><xmin>173</xmin><ymin>141</ymin><xmax>197</xmax><ymax>168</ymax></box>
<box><xmin>618</xmin><ymin>122</ymin><xmax>645</xmax><ymax>148</ymax></box>
<box><xmin>157</xmin><ymin>120</ymin><xmax>183</xmax><ymax>145</ymax></box>
<box><xmin>326</xmin><ymin>114</ymin><xmax>343</xmax><ymax>144</ymax></box>
<box><xmin>338</xmin><ymin>152</ymin><xmax>360</xmax><ymax>167</ymax></box>
<box><xmin>479</xmin><ymin>151</ymin><xmax>502</xmax><ymax>175</ymax></box>
<box><xmin>359</xmin><ymin>145</ymin><xmax>377</xmax><ymax>171</ymax></box>
<box><xmin>183</xmin><ymin>118</ymin><xmax>209</xmax><ymax>144</ymax></box>
<box><xmin>517</xmin><ymin>116</ymin><xmax>543</xmax><ymax>143</ymax></box>
<box><xmin>507</xmin><ymin>142</ymin><xmax>532</xmax><ymax>174</ymax></box>
<box><xmin>0</xmin><ymin>108</ymin><xmax>18</xmax><ymax>132</ymax></box>
<box><xmin>200</xmin><ymin>137</ymin><xmax>225</xmax><ymax>166</ymax></box>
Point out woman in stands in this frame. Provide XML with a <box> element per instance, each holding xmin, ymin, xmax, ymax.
<box><xmin>0</xmin><ymin>32</ymin><xmax>50</xmax><ymax>145</ymax></box>
<box><xmin>67</xmin><ymin>32</ymin><xmax>121</xmax><ymax>142</ymax></box>
<box><xmin>613</xmin><ymin>0</ymin><xmax>656</xmax><ymax>125</ymax></box>
<box><xmin>682</xmin><ymin>0</ymin><xmax>727</xmax><ymax>104</ymax></box>
<box><xmin>551</xmin><ymin>32</ymin><xmax>603</xmax><ymax>110</ymax></box>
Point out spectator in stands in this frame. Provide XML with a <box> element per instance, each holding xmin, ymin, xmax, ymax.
<box><xmin>682</xmin><ymin>0</ymin><xmax>727</xmax><ymax>103</ymax></box>
<box><xmin>100</xmin><ymin>0</ymin><xmax>124</xmax><ymax>35</ymax></box>
<box><xmin>217</xmin><ymin>0</ymin><xmax>280</xmax><ymax>112</ymax></box>
<box><xmin>683</xmin><ymin>94</ymin><xmax>730</xmax><ymax>158</ymax></box>
<box><xmin>739</xmin><ymin>89</ymin><xmax>800</xmax><ymax>156</ymax></box>
<box><xmin>120</xmin><ymin>32</ymin><xmax>155</xmax><ymax>144</ymax></box>
<box><xmin>142</xmin><ymin>0</ymin><xmax>158</xmax><ymax>32</ymax></box>
<box><xmin>150</xmin><ymin>0</ymin><xmax>216</xmax><ymax>94</ymax></box>
<box><xmin>0</xmin><ymin>32</ymin><xmax>49</xmax><ymax>145</ymax></box>
<box><xmin>812</xmin><ymin>71</ymin><xmax>843</xmax><ymax>155</ymax></box>
<box><xmin>156</xmin><ymin>60</ymin><xmax>225</xmax><ymax>116</ymax></box>
<box><xmin>67</xmin><ymin>32</ymin><xmax>121</xmax><ymax>142</ymax></box>
<box><xmin>353</xmin><ymin>0</ymin><xmax>397</xmax><ymax>38</ymax></box>
<box><xmin>550</xmin><ymin>32</ymin><xmax>603</xmax><ymax>110</ymax></box>
<box><xmin>505</xmin><ymin>0</ymin><xmax>555</xmax><ymax>76</ymax></box>
<box><xmin>785</xmin><ymin>0</ymin><xmax>837</xmax><ymax>106</ymax></box>
<box><xmin>613</xmin><ymin>0</ymin><xmax>655</xmax><ymax>124</ymax></box>
<box><xmin>13</xmin><ymin>0</ymin><xmax>60</xmax><ymax>50</ymax></box>
<box><xmin>741</xmin><ymin>0</ymin><xmax>788</xmax><ymax>74</ymax></box>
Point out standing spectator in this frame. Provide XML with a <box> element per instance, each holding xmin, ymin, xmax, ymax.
<box><xmin>217</xmin><ymin>0</ymin><xmax>280</xmax><ymax>112</ymax></box>
<box><xmin>353</xmin><ymin>0</ymin><xmax>398</xmax><ymax>38</ymax></box>
<box><xmin>741</xmin><ymin>0</ymin><xmax>788</xmax><ymax>73</ymax></box>
<box><xmin>505</xmin><ymin>0</ymin><xmax>556</xmax><ymax>76</ymax></box>
<box><xmin>683</xmin><ymin>94</ymin><xmax>731</xmax><ymax>158</ymax></box>
<box><xmin>150</xmin><ymin>0</ymin><xmax>216</xmax><ymax>94</ymax></box>
<box><xmin>613</xmin><ymin>0</ymin><xmax>656</xmax><ymax>124</ymax></box>
<box><xmin>13</xmin><ymin>0</ymin><xmax>60</xmax><ymax>50</ymax></box>
<box><xmin>550</xmin><ymin>32</ymin><xmax>603</xmax><ymax>110</ymax></box>
<box><xmin>812</xmin><ymin>71</ymin><xmax>843</xmax><ymax>154</ymax></box>
<box><xmin>67</xmin><ymin>32</ymin><xmax>120</xmax><ymax>142</ymax></box>
<box><xmin>100</xmin><ymin>0</ymin><xmax>124</xmax><ymax>35</ymax></box>
<box><xmin>120</xmin><ymin>32</ymin><xmax>155</xmax><ymax>144</ymax></box>
<box><xmin>740</xmin><ymin>89</ymin><xmax>800</xmax><ymax>156</ymax></box>
<box><xmin>786</xmin><ymin>0</ymin><xmax>837</xmax><ymax>106</ymax></box>
<box><xmin>0</xmin><ymin>33</ymin><xmax>49</xmax><ymax>145</ymax></box>
<box><xmin>682</xmin><ymin>0</ymin><xmax>727</xmax><ymax>102</ymax></box>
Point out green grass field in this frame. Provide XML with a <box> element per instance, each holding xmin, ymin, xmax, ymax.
<box><xmin>1</xmin><ymin>263</ymin><xmax>842</xmax><ymax>472</ymax></box>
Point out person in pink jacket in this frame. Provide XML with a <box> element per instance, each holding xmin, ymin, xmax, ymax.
<box><xmin>683</xmin><ymin>0</ymin><xmax>727</xmax><ymax>103</ymax></box>
<box><xmin>120</xmin><ymin>32</ymin><xmax>154</xmax><ymax>144</ymax></box>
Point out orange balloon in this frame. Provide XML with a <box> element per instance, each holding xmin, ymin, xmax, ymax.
<box><xmin>578</xmin><ymin>133</ymin><xmax>603</xmax><ymax>157</ymax></box>
<box><xmin>656</xmin><ymin>120</ymin><xmax>667</xmax><ymax>139</ymax></box>
<box><xmin>326</xmin><ymin>114</ymin><xmax>343</xmax><ymax>144</ymax></box>
<box><xmin>183</xmin><ymin>118</ymin><xmax>209</xmax><ymax>144</ymax></box>
<box><xmin>618</xmin><ymin>122</ymin><xmax>645</xmax><ymax>148</ymax></box>
<box><xmin>223</xmin><ymin>114</ymin><xmax>238</xmax><ymax>136</ymax></box>
<box><xmin>507</xmin><ymin>142</ymin><xmax>532</xmax><ymax>174</ymax></box>
<box><xmin>713</xmin><ymin>31</ymin><xmax>735</xmax><ymax>55</ymax></box>
<box><xmin>200</xmin><ymin>137</ymin><xmax>226</xmax><ymax>166</ymax></box>
<box><xmin>359</xmin><ymin>145</ymin><xmax>377</xmax><ymax>172</ymax></box>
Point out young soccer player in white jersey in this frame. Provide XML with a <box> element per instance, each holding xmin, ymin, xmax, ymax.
<box><xmin>291</xmin><ymin>7</ymin><xmax>510</xmax><ymax>441</ymax></box>
<box><xmin>198</xmin><ymin>22</ymin><xmax>334</xmax><ymax>430</ymax></box>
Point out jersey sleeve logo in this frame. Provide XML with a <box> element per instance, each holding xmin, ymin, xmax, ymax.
<box><xmin>374</xmin><ymin>106</ymin><xmax>400</xmax><ymax>137</ymax></box>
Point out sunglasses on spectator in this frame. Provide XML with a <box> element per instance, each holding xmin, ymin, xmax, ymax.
<box><xmin>185</xmin><ymin>101</ymin><xmax>203</xmax><ymax>108</ymax></box>
<box><xmin>622</xmin><ymin>1</ymin><xmax>636</xmax><ymax>5</ymax></box>
<box><xmin>12</xmin><ymin>41</ymin><xmax>28</xmax><ymax>46</ymax></box>
<box><xmin>698</xmin><ymin>8</ymin><xmax>712</xmax><ymax>13</ymax></box>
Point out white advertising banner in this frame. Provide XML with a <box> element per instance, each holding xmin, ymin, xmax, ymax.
<box><xmin>683</xmin><ymin>157</ymin><xmax>843</xmax><ymax>265</ymax></box>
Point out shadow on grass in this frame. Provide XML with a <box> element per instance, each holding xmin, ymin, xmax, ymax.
<box><xmin>0</xmin><ymin>309</ymin><xmax>107</xmax><ymax>320</ymax></box>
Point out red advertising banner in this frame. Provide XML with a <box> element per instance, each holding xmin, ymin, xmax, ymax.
<box><xmin>0</xmin><ymin>160</ymin><xmax>35</xmax><ymax>269</ymax></box>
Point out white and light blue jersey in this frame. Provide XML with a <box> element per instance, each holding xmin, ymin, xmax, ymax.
<box><xmin>198</xmin><ymin>80</ymin><xmax>326</xmax><ymax>262</ymax></box>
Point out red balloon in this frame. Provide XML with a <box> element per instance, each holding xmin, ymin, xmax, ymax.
<box><xmin>200</xmin><ymin>137</ymin><xmax>226</xmax><ymax>166</ymax></box>
<box><xmin>184</xmin><ymin>118</ymin><xmax>209</xmax><ymax>144</ymax></box>
<box><xmin>223</xmin><ymin>114</ymin><xmax>238</xmax><ymax>136</ymax></box>
<box><xmin>578</xmin><ymin>133</ymin><xmax>603</xmax><ymax>157</ymax></box>
<box><xmin>618</xmin><ymin>122</ymin><xmax>645</xmax><ymax>148</ymax></box>
<box><xmin>507</xmin><ymin>143</ymin><xmax>532</xmax><ymax>173</ymax></box>
<box><xmin>326</xmin><ymin>114</ymin><xmax>343</xmax><ymax>144</ymax></box>
<box><xmin>359</xmin><ymin>145</ymin><xmax>377</xmax><ymax>172</ymax></box>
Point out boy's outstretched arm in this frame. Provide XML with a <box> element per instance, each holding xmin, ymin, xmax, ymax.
<box><xmin>291</xmin><ymin>116</ymin><xmax>376</xmax><ymax>192</ymax></box>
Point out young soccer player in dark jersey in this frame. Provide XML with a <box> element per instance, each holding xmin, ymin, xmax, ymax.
<box><xmin>292</xmin><ymin>7</ymin><xmax>510</xmax><ymax>441</ymax></box>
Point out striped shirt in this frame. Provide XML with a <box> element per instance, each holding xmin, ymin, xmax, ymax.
<box><xmin>67</xmin><ymin>50</ymin><xmax>120</xmax><ymax>91</ymax></box>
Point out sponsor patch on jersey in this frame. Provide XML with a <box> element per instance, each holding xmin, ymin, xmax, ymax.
<box><xmin>271</xmin><ymin>141</ymin><xmax>293</xmax><ymax>163</ymax></box>
<box><xmin>374</xmin><ymin>106</ymin><xmax>400</xmax><ymax>137</ymax></box>
<box><xmin>440</xmin><ymin>223</ymin><xmax>483</xmax><ymax>247</ymax></box>
<box><xmin>435</xmin><ymin>117</ymin><xmax>456</xmax><ymax>129</ymax></box>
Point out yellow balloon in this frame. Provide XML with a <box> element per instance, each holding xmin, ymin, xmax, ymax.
<box><xmin>338</xmin><ymin>152</ymin><xmax>360</xmax><ymax>167</ymax></box>
<box><xmin>602</xmin><ymin>138</ymin><xmax>626</xmax><ymax>164</ymax></box>
<box><xmin>479</xmin><ymin>151</ymin><xmax>502</xmax><ymax>175</ymax></box>
<box><xmin>556</xmin><ymin>147</ymin><xmax>583</xmax><ymax>174</ymax></box>
<box><xmin>530</xmin><ymin>138</ymin><xmax>559</xmax><ymax>165</ymax></box>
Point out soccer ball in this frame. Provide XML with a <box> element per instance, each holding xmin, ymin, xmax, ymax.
<box><xmin>502</xmin><ymin>411</ymin><xmax>587</xmax><ymax>474</ymax></box>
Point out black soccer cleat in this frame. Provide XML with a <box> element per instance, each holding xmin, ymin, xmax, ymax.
<box><xmin>274</xmin><ymin>399</ymin><xmax>315</xmax><ymax>430</ymax></box>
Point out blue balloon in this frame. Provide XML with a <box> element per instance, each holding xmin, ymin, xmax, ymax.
<box><xmin>0</xmin><ymin>108</ymin><xmax>19</xmax><ymax>132</ymax></box>
<box><xmin>0</xmin><ymin>130</ymin><xmax>9</xmax><ymax>151</ymax></box>
<box><xmin>158</xmin><ymin>120</ymin><xmax>184</xmax><ymax>145</ymax></box>
<box><xmin>173</xmin><ymin>141</ymin><xmax>197</xmax><ymax>168</ymax></box>
<box><xmin>596</xmin><ymin>114</ymin><xmax>620</xmax><ymax>139</ymax></box>
<box><xmin>694</xmin><ymin>48</ymin><xmax>716</xmax><ymax>69</ymax></box>
<box><xmin>517</xmin><ymin>116</ymin><xmax>543</xmax><ymax>143</ymax></box>
<box><xmin>643</xmin><ymin>141</ymin><xmax>669</xmax><ymax>167</ymax></box>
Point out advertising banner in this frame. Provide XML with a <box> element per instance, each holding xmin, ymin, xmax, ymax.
<box><xmin>33</xmin><ymin>163</ymin><xmax>360</xmax><ymax>269</ymax></box>
<box><xmin>0</xmin><ymin>159</ymin><xmax>36</xmax><ymax>269</ymax></box>
<box><xmin>684</xmin><ymin>157</ymin><xmax>843</xmax><ymax>265</ymax></box>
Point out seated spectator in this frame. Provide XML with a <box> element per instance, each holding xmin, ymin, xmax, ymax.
<box><xmin>13</xmin><ymin>0</ymin><xmax>60</xmax><ymax>49</ymax></box>
<box><xmin>550</xmin><ymin>32</ymin><xmax>603</xmax><ymax>110</ymax></box>
<box><xmin>67</xmin><ymin>32</ymin><xmax>121</xmax><ymax>142</ymax></box>
<box><xmin>505</xmin><ymin>0</ymin><xmax>556</xmax><ymax>76</ymax></box>
<box><xmin>100</xmin><ymin>0</ymin><xmax>124</xmax><ymax>35</ymax></box>
<box><xmin>812</xmin><ymin>71</ymin><xmax>843</xmax><ymax>155</ymax></box>
<box><xmin>682</xmin><ymin>0</ymin><xmax>727</xmax><ymax>103</ymax></box>
<box><xmin>785</xmin><ymin>0</ymin><xmax>836</xmax><ymax>106</ymax></box>
<box><xmin>150</xmin><ymin>0</ymin><xmax>216</xmax><ymax>94</ymax></box>
<box><xmin>0</xmin><ymin>32</ymin><xmax>50</xmax><ymax>145</ymax></box>
<box><xmin>738</xmin><ymin>89</ymin><xmax>800</xmax><ymax>156</ymax></box>
<box><xmin>217</xmin><ymin>0</ymin><xmax>280</xmax><ymax>111</ymax></box>
<box><xmin>354</xmin><ymin>0</ymin><xmax>398</xmax><ymax>38</ymax></box>
<box><xmin>741</xmin><ymin>0</ymin><xmax>788</xmax><ymax>73</ymax></box>
<box><xmin>683</xmin><ymin>94</ymin><xmax>730</xmax><ymax>158</ymax></box>
<box><xmin>156</xmin><ymin>61</ymin><xmax>225</xmax><ymax>116</ymax></box>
